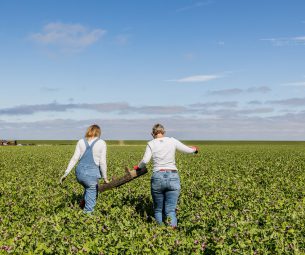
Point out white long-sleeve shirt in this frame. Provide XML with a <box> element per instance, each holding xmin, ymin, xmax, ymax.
<box><xmin>63</xmin><ymin>138</ymin><xmax>107</xmax><ymax>179</ymax></box>
<box><xmin>138</xmin><ymin>137</ymin><xmax>196</xmax><ymax>172</ymax></box>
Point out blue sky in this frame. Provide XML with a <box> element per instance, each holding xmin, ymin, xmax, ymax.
<box><xmin>0</xmin><ymin>0</ymin><xmax>305</xmax><ymax>140</ymax></box>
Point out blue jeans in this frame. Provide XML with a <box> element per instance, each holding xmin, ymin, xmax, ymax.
<box><xmin>76</xmin><ymin>173</ymin><xmax>98</xmax><ymax>213</ymax></box>
<box><xmin>151</xmin><ymin>171</ymin><xmax>181</xmax><ymax>227</ymax></box>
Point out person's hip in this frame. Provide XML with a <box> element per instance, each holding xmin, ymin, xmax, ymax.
<box><xmin>151</xmin><ymin>171</ymin><xmax>180</xmax><ymax>191</ymax></box>
<box><xmin>76</xmin><ymin>165</ymin><xmax>100</xmax><ymax>177</ymax></box>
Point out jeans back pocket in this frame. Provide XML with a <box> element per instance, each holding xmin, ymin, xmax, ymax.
<box><xmin>151</xmin><ymin>177</ymin><xmax>162</xmax><ymax>191</ymax></box>
<box><xmin>169</xmin><ymin>177</ymin><xmax>181</xmax><ymax>191</ymax></box>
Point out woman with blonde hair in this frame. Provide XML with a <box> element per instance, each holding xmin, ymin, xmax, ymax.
<box><xmin>60</xmin><ymin>124</ymin><xmax>109</xmax><ymax>213</ymax></box>
<box><xmin>134</xmin><ymin>123</ymin><xmax>198</xmax><ymax>227</ymax></box>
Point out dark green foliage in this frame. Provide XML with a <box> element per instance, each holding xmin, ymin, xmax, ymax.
<box><xmin>1</xmin><ymin>143</ymin><xmax>305</xmax><ymax>254</ymax></box>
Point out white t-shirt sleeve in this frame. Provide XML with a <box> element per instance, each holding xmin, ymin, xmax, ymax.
<box><xmin>63</xmin><ymin>140</ymin><xmax>82</xmax><ymax>177</ymax></box>
<box><xmin>99</xmin><ymin>141</ymin><xmax>107</xmax><ymax>179</ymax></box>
<box><xmin>138</xmin><ymin>144</ymin><xmax>152</xmax><ymax>168</ymax></box>
<box><xmin>173</xmin><ymin>138</ymin><xmax>196</xmax><ymax>154</ymax></box>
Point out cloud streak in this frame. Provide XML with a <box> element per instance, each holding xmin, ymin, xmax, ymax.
<box><xmin>282</xmin><ymin>81</ymin><xmax>305</xmax><ymax>87</ymax></box>
<box><xmin>29</xmin><ymin>22</ymin><xmax>106</xmax><ymax>50</ymax></box>
<box><xmin>0</xmin><ymin>102</ymin><xmax>128</xmax><ymax>115</ymax></box>
<box><xmin>208</xmin><ymin>88</ymin><xmax>243</xmax><ymax>96</ymax></box>
<box><xmin>246</xmin><ymin>86</ymin><xmax>271</xmax><ymax>93</ymax></box>
<box><xmin>175</xmin><ymin>0</ymin><xmax>213</xmax><ymax>12</ymax></box>
<box><xmin>248</xmin><ymin>100</ymin><xmax>262</xmax><ymax>105</ymax></box>
<box><xmin>261</xmin><ymin>36</ymin><xmax>305</xmax><ymax>46</ymax></box>
<box><xmin>209</xmin><ymin>86</ymin><xmax>271</xmax><ymax>96</ymax></box>
<box><xmin>267</xmin><ymin>97</ymin><xmax>305</xmax><ymax>106</ymax></box>
<box><xmin>0</xmin><ymin>101</ymin><xmax>280</xmax><ymax>123</ymax></box>
<box><xmin>0</xmin><ymin>97</ymin><xmax>303</xmax><ymax>140</ymax></box>
<box><xmin>168</xmin><ymin>74</ymin><xmax>221</xmax><ymax>83</ymax></box>
<box><xmin>1</xmin><ymin>112</ymin><xmax>304</xmax><ymax>140</ymax></box>
<box><xmin>0</xmin><ymin>102</ymin><xmax>189</xmax><ymax>116</ymax></box>
<box><xmin>189</xmin><ymin>101</ymin><xmax>238</xmax><ymax>108</ymax></box>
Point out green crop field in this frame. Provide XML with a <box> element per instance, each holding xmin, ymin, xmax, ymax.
<box><xmin>1</xmin><ymin>142</ymin><xmax>305</xmax><ymax>254</ymax></box>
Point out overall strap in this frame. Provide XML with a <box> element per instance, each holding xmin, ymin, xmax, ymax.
<box><xmin>77</xmin><ymin>138</ymin><xmax>100</xmax><ymax>169</ymax></box>
<box><xmin>90</xmin><ymin>138</ymin><xmax>100</xmax><ymax>148</ymax></box>
<box><xmin>83</xmin><ymin>138</ymin><xmax>89</xmax><ymax>148</ymax></box>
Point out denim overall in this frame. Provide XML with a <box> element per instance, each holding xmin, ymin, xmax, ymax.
<box><xmin>76</xmin><ymin>138</ymin><xmax>101</xmax><ymax>213</ymax></box>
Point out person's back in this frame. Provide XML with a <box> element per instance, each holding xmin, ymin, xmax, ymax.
<box><xmin>63</xmin><ymin>137</ymin><xmax>107</xmax><ymax>179</ymax></box>
<box><xmin>148</xmin><ymin>137</ymin><xmax>177</xmax><ymax>171</ymax></box>
<box><xmin>137</xmin><ymin>123</ymin><xmax>198</xmax><ymax>227</ymax></box>
<box><xmin>60</xmin><ymin>124</ymin><xmax>109</xmax><ymax>214</ymax></box>
<box><xmin>140</xmin><ymin>136</ymin><xmax>196</xmax><ymax>171</ymax></box>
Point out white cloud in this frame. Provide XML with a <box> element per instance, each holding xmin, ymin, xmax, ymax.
<box><xmin>261</xmin><ymin>36</ymin><xmax>305</xmax><ymax>46</ymax></box>
<box><xmin>208</xmin><ymin>86</ymin><xmax>271</xmax><ymax>96</ymax></box>
<box><xmin>0</xmin><ymin>102</ymin><xmax>188</xmax><ymax>116</ymax></box>
<box><xmin>29</xmin><ymin>22</ymin><xmax>106</xmax><ymax>50</ymax></box>
<box><xmin>261</xmin><ymin>38</ymin><xmax>288</xmax><ymax>46</ymax></box>
<box><xmin>282</xmin><ymin>81</ymin><xmax>305</xmax><ymax>87</ymax></box>
<box><xmin>0</xmin><ymin>101</ymin><xmax>277</xmax><ymax>118</ymax></box>
<box><xmin>294</xmin><ymin>36</ymin><xmax>305</xmax><ymax>42</ymax></box>
<box><xmin>167</xmin><ymin>74</ymin><xmax>221</xmax><ymax>83</ymax></box>
<box><xmin>1</xmin><ymin>113</ymin><xmax>305</xmax><ymax>140</ymax></box>
<box><xmin>175</xmin><ymin>0</ymin><xmax>213</xmax><ymax>12</ymax></box>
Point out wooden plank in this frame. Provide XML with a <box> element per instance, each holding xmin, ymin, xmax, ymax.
<box><xmin>98</xmin><ymin>167</ymin><xmax>148</xmax><ymax>193</ymax></box>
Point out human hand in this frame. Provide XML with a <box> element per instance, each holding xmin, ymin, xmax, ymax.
<box><xmin>104</xmin><ymin>178</ymin><xmax>110</xmax><ymax>184</ymax></box>
<box><xmin>191</xmin><ymin>146</ymin><xmax>199</xmax><ymax>154</ymax></box>
<box><xmin>60</xmin><ymin>175</ymin><xmax>66</xmax><ymax>185</ymax></box>
<box><xmin>133</xmin><ymin>165</ymin><xmax>140</xmax><ymax>171</ymax></box>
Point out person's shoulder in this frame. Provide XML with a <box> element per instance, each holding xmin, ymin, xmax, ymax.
<box><xmin>148</xmin><ymin>139</ymin><xmax>154</xmax><ymax>146</ymax></box>
<box><xmin>97</xmin><ymin>139</ymin><xmax>106</xmax><ymax>146</ymax></box>
<box><xmin>168</xmin><ymin>137</ymin><xmax>178</xmax><ymax>142</ymax></box>
<box><xmin>168</xmin><ymin>137</ymin><xmax>181</xmax><ymax>145</ymax></box>
<box><xmin>148</xmin><ymin>138</ymin><xmax>160</xmax><ymax>148</ymax></box>
<box><xmin>159</xmin><ymin>136</ymin><xmax>173</xmax><ymax>142</ymax></box>
<box><xmin>77</xmin><ymin>138</ymin><xmax>85</xmax><ymax>145</ymax></box>
<box><xmin>149</xmin><ymin>137</ymin><xmax>172</xmax><ymax>145</ymax></box>
<box><xmin>75</xmin><ymin>138</ymin><xmax>86</xmax><ymax>149</ymax></box>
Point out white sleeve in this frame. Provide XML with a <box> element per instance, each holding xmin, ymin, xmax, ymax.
<box><xmin>99</xmin><ymin>141</ymin><xmax>107</xmax><ymax>179</ymax></box>
<box><xmin>138</xmin><ymin>144</ymin><xmax>152</xmax><ymax>169</ymax></box>
<box><xmin>63</xmin><ymin>140</ymin><xmax>82</xmax><ymax>177</ymax></box>
<box><xmin>173</xmin><ymin>138</ymin><xmax>196</xmax><ymax>154</ymax></box>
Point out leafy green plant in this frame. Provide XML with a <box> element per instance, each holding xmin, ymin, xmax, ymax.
<box><xmin>1</xmin><ymin>143</ymin><xmax>305</xmax><ymax>254</ymax></box>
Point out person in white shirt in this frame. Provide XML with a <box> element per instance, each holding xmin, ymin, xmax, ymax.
<box><xmin>60</xmin><ymin>124</ymin><xmax>109</xmax><ymax>213</ymax></box>
<box><xmin>135</xmin><ymin>123</ymin><xmax>198</xmax><ymax>227</ymax></box>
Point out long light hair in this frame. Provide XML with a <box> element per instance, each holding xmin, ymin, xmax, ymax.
<box><xmin>85</xmin><ymin>124</ymin><xmax>101</xmax><ymax>139</ymax></box>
